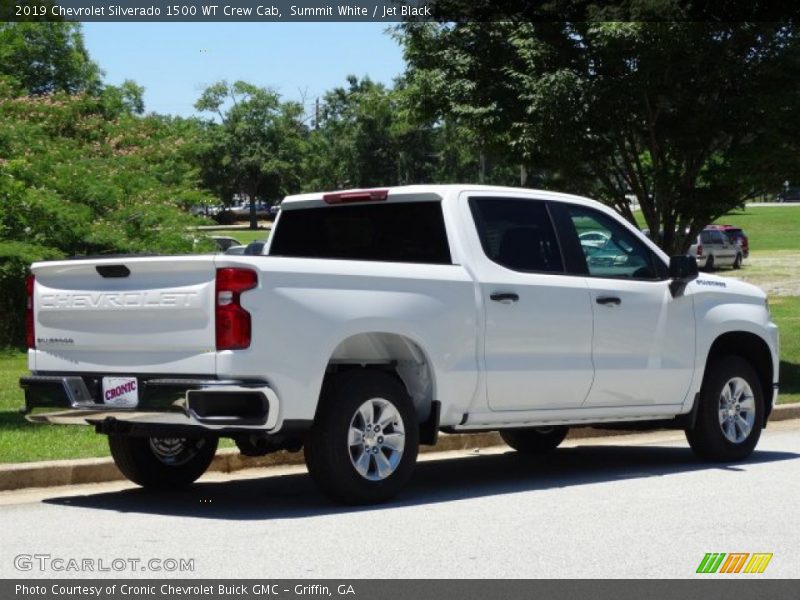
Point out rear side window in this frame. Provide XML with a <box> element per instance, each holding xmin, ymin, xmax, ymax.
<box><xmin>269</xmin><ymin>202</ymin><xmax>451</xmax><ymax>264</ymax></box>
<box><xmin>469</xmin><ymin>197</ymin><xmax>564</xmax><ymax>273</ymax></box>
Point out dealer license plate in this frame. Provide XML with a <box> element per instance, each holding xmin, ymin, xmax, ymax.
<box><xmin>101</xmin><ymin>377</ymin><xmax>139</xmax><ymax>408</ymax></box>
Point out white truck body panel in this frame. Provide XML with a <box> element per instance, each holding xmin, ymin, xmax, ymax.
<box><xmin>212</xmin><ymin>256</ymin><xmax>479</xmax><ymax>425</ymax></box>
<box><xmin>31</xmin><ymin>256</ymin><xmax>217</xmax><ymax>375</ymax></box>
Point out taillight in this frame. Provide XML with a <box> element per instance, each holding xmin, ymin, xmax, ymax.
<box><xmin>215</xmin><ymin>268</ymin><xmax>257</xmax><ymax>350</ymax></box>
<box><xmin>697</xmin><ymin>244</ymin><xmax>704</xmax><ymax>257</ymax></box>
<box><xmin>26</xmin><ymin>274</ymin><xmax>35</xmax><ymax>349</ymax></box>
<box><xmin>322</xmin><ymin>189</ymin><xmax>389</xmax><ymax>204</ymax></box>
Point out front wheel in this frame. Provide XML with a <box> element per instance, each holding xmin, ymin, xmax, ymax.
<box><xmin>501</xmin><ymin>426</ymin><xmax>569</xmax><ymax>454</ymax></box>
<box><xmin>108</xmin><ymin>435</ymin><xmax>218</xmax><ymax>488</ymax></box>
<box><xmin>685</xmin><ymin>356</ymin><xmax>763</xmax><ymax>461</ymax></box>
<box><xmin>304</xmin><ymin>370</ymin><xmax>419</xmax><ymax>504</ymax></box>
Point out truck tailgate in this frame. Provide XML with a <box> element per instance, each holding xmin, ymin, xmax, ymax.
<box><xmin>30</xmin><ymin>256</ymin><xmax>217</xmax><ymax>374</ymax></box>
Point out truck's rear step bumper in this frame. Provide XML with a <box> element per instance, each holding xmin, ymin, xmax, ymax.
<box><xmin>19</xmin><ymin>375</ymin><xmax>280</xmax><ymax>431</ymax></box>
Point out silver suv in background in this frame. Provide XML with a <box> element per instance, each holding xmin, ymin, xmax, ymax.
<box><xmin>689</xmin><ymin>229</ymin><xmax>743</xmax><ymax>271</ymax></box>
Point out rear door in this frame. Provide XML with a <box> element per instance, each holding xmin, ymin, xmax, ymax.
<box><xmin>465</xmin><ymin>193</ymin><xmax>595</xmax><ymax>411</ymax></box>
<box><xmin>32</xmin><ymin>256</ymin><xmax>218</xmax><ymax>374</ymax></box>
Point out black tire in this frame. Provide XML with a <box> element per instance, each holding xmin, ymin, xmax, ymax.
<box><xmin>304</xmin><ymin>370</ymin><xmax>419</xmax><ymax>505</ymax></box>
<box><xmin>733</xmin><ymin>253</ymin><xmax>743</xmax><ymax>269</ymax></box>
<box><xmin>108</xmin><ymin>435</ymin><xmax>218</xmax><ymax>488</ymax></box>
<box><xmin>705</xmin><ymin>255</ymin><xmax>715</xmax><ymax>272</ymax></box>
<box><xmin>685</xmin><ymin>356</ymin><xmax>763</xmax><ymax>462</ymax></box>
<box><xmin>500</xmin><ymin>426</ymin><xmax>569</xmax><ymax>454</ymax></box>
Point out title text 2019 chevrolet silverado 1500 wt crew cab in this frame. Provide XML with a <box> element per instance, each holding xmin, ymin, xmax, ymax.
<box><xmin>20</xmin><ymin>185</ymin><xmax>779</xmax><ymax>504</ymax></box>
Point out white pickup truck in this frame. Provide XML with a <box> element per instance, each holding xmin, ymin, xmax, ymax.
<box><xmin>20</xmin><ymin>185</ymin><xmax>779</xmax><ymax>504</ymax></box>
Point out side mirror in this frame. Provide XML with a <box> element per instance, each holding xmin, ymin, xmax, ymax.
<box><xmin>669</xmin><ymin>255</ymin><xmax>699</xmax><ymax>281</ymax></box>
<box><xmin>669</xmin><ymin>255</ymin><xmax>698</xmax><ymax>297</ymax></box>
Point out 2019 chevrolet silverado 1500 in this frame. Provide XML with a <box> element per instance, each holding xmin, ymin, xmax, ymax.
<box><xmin>20</xmin><ymin>185</ymin><xmax>779</xmax><ymax>504</ymax></box>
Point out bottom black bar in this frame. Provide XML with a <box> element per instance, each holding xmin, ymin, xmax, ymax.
<box><xmin>3</xmin><ymin>580</ymin><xmax>798</xmax><ymax>600</ymax></box>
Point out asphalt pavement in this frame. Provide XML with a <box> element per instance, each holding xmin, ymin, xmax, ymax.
<box><xmin>1</xmin><ymin>421</ymin><xmax>798</xmax><ymax>579</ymax></box>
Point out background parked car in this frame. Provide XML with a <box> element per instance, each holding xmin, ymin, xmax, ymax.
<box><xmin>777</xmin><ymin>187</ymin><xmax>800</xmax><ymax>202</ymax></box>
<box><xmin>189</xmin><ymin>204</ymin><xmax>222</xmax><ymax>217</ymax></box>
<box><xmin>210</xmin><ymin>235</ymin><xmax>242</xmax><ymax>252</ymax></box>
<box><xmin>578</xmin><ymin>230</ymin><xmax>610</xmax><ymax>248</ymax></box>
<box><xmin>243</xmin><ymin>240</ymin><xmax>267</xmax><ymax>255</ymax></box>
<box><xmin>223</xmin><ymin>245</ymin><xmax>247</xmax><ymax>255</ymax></box>
<box><xmin>707</xmin><ymin>224</ymin><xmax>749</xmax><ymax>258</ymax></box>
<box><xmin>230</xmin><ymin>201</ymin><xmax>271</xmax><ymax>219</ymax></box>
<box><xmin>688</xmin><ymin>229</ymin><xmax>743</xmax><ymax>271</ymax></box>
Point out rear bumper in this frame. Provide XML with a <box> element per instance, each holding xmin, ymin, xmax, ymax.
<box><xmin>19</xmin><ymin>374</ymin><xmax>281</xmax><ymax>433</ymax></box>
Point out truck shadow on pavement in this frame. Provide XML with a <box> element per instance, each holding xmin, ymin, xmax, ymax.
<box><xmin>43</xmin><ymin>444</ymin><xmax>798</xmax><ymax>520</ymax></box>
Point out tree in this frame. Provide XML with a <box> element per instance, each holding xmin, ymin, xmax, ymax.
<box><xmin>0</xmin><ymin>22</ymin><xmax>101</xmax><ymax>95</ymax></box>
<box><xmin>309</xmin><ymin>76</ymin><xmax>399</xmax><ymax>189</ymax></box>
<box><xmin>195</xmin><ymin>81</ymin><xmax>308</xmax><ymax>228</ymax></box>
<box><xmin>400</xmin><ymin>19</ymin><xmax>800</xmax><ymax>253</ymax></box>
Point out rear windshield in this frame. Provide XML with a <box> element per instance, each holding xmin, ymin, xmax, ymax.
<box><xmin>269</xmin><ymin>201</ymin><xmax>452</xmax><ymax>264</ymax></box>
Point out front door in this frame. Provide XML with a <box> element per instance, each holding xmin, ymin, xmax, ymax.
<box><xmin>552</xmin><ymin>202</ymin><xmax>696</xmax><ymax>407</ymax></box>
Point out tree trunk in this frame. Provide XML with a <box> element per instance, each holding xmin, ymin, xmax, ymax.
<box><xmin>249</xmin><ymin>190</ymin><xmax>258</xmax><ymax>230</ymax></box>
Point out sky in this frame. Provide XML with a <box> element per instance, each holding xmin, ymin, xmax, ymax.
<box><xmin>81</xmin><ymin>23</ymin><xmax>406</xmax><ymax>117</ymax></box>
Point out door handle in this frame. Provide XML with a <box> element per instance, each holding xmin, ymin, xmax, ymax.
<box><xmin>490</xmin><ymin>292</ymin><xmax>519</xmax><ymax>303</ymax></box>
<box><xmin>596</xmin><ymin>296</ymin><xmax>621</xmax><ymax>306</ymax></box>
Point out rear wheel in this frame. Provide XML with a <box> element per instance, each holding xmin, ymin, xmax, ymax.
<box><xmin>685</xmin><ymin>356</ymin><xmax>763</xmax><ymax>461</ymax></box>
<box><xmin>304</xmin><ymin>370</ymin><xmax>419</xmax><ymax>504</ymax></box>
<box><xmin>500</xmin><ymin>426</ymin><xmax>569</xmax><ymax>454</ymax></box>
<box><xmin>108</xmin><ymin>435</ymin><xmax>218</xmax><ymax>488</ymax></box>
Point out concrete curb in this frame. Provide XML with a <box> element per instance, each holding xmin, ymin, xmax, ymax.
<box><xmin>2</xmin><ymin>404</ymin><xmax>798</xmax><ymax>493</ymax></box>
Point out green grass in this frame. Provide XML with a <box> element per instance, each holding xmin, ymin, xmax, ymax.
<box><xmin>0</xmin><ymin>351</ymin><xmax>111</xmax><ymax>463</ymax></box>
<box><xmin>770</xmin><ymin>296</ymin><xmax>800</xmax><ymax>406</ymax></box>
<box><xmin>713</xmin><ymin>206</ymin><xmax>800</xmax><ymax>252</ymax></box>
<box><xmin>2</xmin><ymin>293</ymin><xmax>799</xmax><ymax>462</ymax></box>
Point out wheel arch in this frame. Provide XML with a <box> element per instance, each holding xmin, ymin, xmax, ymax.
<box><xmin>703</xmin><ymin>331</ymin><xmax>774</xmax><ymax>421</ymax></box>
<box><xmin>324</xmin><ymin>332</ymin><xmax>437</xmax><ymax>425</ymax></box>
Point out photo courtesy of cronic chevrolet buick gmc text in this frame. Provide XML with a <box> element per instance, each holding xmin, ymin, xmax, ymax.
<box><xmin>20</xmin><ymin>186</ymin><xmax>779</xmax><ymax>504</ymax></box>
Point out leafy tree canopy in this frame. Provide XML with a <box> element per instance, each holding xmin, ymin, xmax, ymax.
<box><xmin>195</xmin><ymin>80</ymin><xmax>308</xmax><ymax>228</ymax></box>
<box><xmin>400</xmin><ymin>20</ymin><xmax>800</xmax><ymax>253</ymax></box>
<box><xmin>0</xmin><ymin>22</ymin><xmax>102</xmax><ymax>96</ymax></box>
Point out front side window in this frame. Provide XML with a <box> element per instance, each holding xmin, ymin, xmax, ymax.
<box><xmin>559</xmin><ymin>204</ymin><xmax>667</xmax><ymax>280</ymax></box>
<box><xmin>469</xmin><ymin>197</ymin><xmax>564</xmax><ymax>273</ymax></box>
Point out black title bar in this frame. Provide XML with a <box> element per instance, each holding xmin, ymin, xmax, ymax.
<box><xmin>4</xmin><ymin>0</ymin><xmax>800</xmax><ymax>22</ymax></box>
